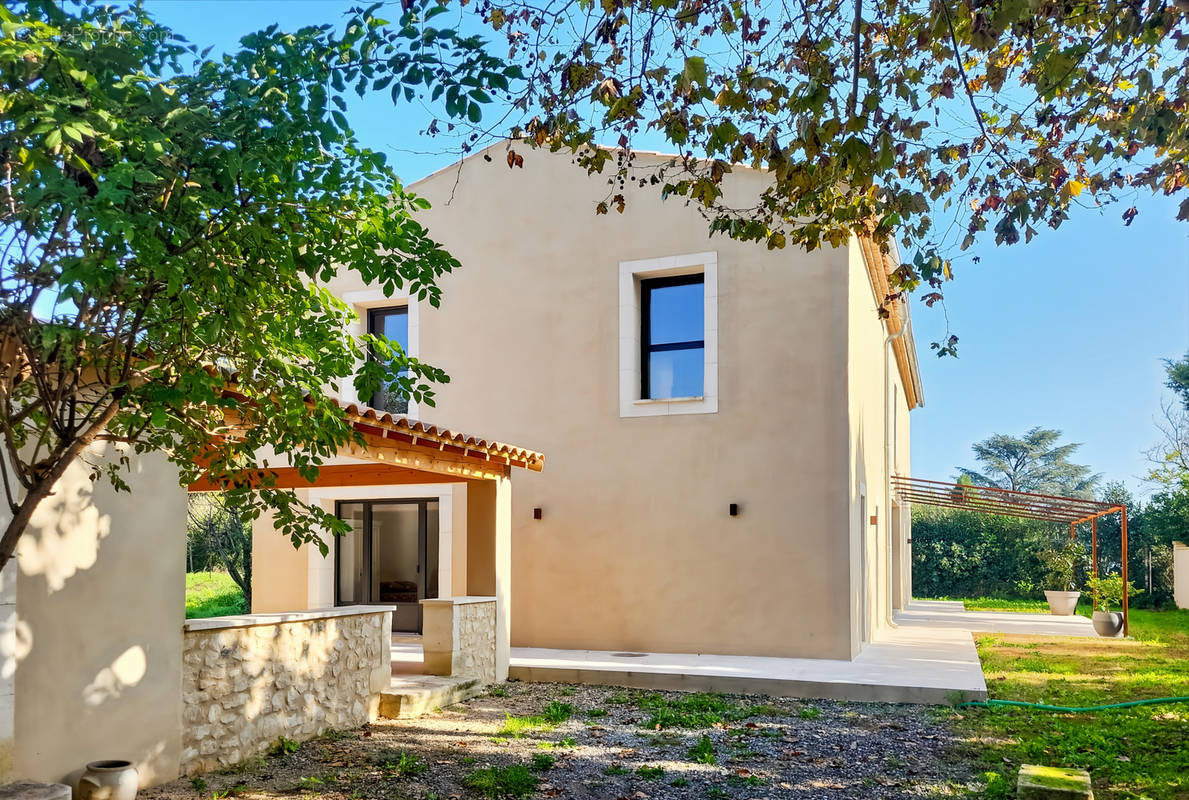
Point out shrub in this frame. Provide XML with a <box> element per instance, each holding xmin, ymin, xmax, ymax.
<box><xmin>1087</xmin><ymin>574</ymin><xmax>1143</xmax><ymax>612</ymax></box>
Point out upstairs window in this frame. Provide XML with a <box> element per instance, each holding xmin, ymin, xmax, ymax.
<box><xmin>368</xmin><ymin>305</ymin><xmax>409</xmax><ymax>415</ymax></box>
<box><xmin>641</xmin><ymin>274</ymin><xmax>704</xmax><ymax>399</ymax></box>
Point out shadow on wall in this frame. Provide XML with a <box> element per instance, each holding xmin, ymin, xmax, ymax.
<box><xmin>9</xmin><ymin>443</ymin><xmax>186</xmax><ymax>790</ymax></box>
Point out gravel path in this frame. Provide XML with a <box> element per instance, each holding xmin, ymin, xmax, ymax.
<box><xmin>142</xmin><ymin>681</ymin><xmax>979</xmax><ymax>800</ymax></box>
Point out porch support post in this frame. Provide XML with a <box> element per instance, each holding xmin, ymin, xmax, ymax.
<box><xmin>494</xmin><ymin>476</ymin><xmax>512</xmax><ymax>682</ymax></box>
<box><xmin>465</xmin><ymin>475</ymin><xmax>513</xmax><ymax>682</ymax></box>
<box><xmin>1091</xmin><ymin>517</ymin><xmax>1098</xmax><ymax>580</ymax></box>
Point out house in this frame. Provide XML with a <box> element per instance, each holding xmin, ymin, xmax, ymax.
<box><xmin>253</xmin><ymin>143</ymin><xmax>923</xmax><ymax>663</ymax></box>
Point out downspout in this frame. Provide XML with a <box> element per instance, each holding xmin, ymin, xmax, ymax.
<box><xmin>883</xmin><ymin>297</ymin><xmax>910</xmax><ymax>629</ymax></box>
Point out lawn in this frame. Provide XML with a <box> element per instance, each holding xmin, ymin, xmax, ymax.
<box><xmin>925</xmin><ymin>595</ymin><xmax>1075</xmax><ymax>614</ymax></box>
<box><xmin>947</xmin><ymin>608</ymin><xmax>1189</xmax><ymax>800</ymax></box>
<box><xmin>185</xmin><ymin>571</ymin><xmax>247</xmax><ymax>619</ymax></box>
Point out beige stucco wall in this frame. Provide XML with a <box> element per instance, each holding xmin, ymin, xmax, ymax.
<box><xmin>10</xmin><ymin>443</ymin><xmax>186</xmax><ymax>789</ymax></box>
<box><xmin>250</xmin><ymin>505</ymin><xmax>311</xmax><ymax>613</ymax></box>
<box><xmin>845</xmin><ymin>239</ymin><xmax>912</xmax><ymax>656</ymax></box>
<box><xmin>1175</xmin><ymin>542</ymin><xmax>1188</xmax><ymax>610</ymax></box>
<box><xmin>318</xmin><ymin>145</ymin><xmax>857</xmax><ymax>659</ymax></box>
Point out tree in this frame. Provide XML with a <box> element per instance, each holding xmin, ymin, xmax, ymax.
<box><xmin>442</xmin><ymin>0</ymin><xmax>1188</xmax><ymax>351</ymax></box>
<box><xmin>956</xmin><ymin>427</ymin><xmax>1100</xmax><ymax>496</ymax></box>
<box><xmin>188</xmin><ymin>493</ymin><xmax>252</xmax><ymax>609</ymax></box>
<box><xmin>0</xmin><ymin>0</ymin><xmax>521</xmax><ymax>569</ymax></box>
<box><xmin>1140</xmin><ymin>483</ymin><xmax>1189</xmax><ymax>606</ymax></box>
<box><xmin>1166</xmin><ymin>353</ymin><xmax>1189</xmax><ymax>409</ymax></box>
<box><xmin>1146</xmin><ymin>354</ymin><xmax>1189</xmax><ymax>488</ymax></box>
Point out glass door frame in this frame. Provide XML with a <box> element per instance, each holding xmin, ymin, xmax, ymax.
<box><xmin>333</xmin><ymin>498</ymin><xmax>438</xmax><ymax>632</ymax></box>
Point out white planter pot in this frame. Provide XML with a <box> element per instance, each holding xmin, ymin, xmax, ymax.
<box><xmin>78</xmin><ymin>760</ymin><xmax>138</xmax><ymax>800</ymax></box>
<box><xmin>1092</xmin><ymin>610</ymin><xmax>1124</xmax><ymax>637</ymax></box>
<box><xmin>1044</xmin><ymin>590</ymin><xmax>1081</xmax><ymax>616</ymax></box>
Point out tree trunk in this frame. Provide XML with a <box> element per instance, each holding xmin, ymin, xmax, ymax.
<box><xmin>0</xmin><ymin>401</ymin><xmax>122</xmax><ymax>572</ymax></box>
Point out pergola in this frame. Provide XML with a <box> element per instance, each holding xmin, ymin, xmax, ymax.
<box><xmin>891</xmin><ymin>476</ymin><xmax>1130</xmax><ymax>636</ymax></box>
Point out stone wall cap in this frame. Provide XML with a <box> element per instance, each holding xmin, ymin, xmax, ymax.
<box><xmin>0</xmin><ymin>782</ymin><xmax>71</xmax><ymax>800</ymax></box>
<box><xmin>184</xmin><ymin>605</ymin><xmax>393</xmax><ymax>632</ymax></box>
<box><xmin>420</xmin><ymin>596</ymin><xmax>497</xmax><ymax>606</ymax></box>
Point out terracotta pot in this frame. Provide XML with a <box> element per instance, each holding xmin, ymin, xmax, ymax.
<box><xmin>78</xmin><ymin>760</ymin><xmax>138</xmax><ymax>800</ymax></box>
<box><xmin>1092</xmin><ymin>610</ymin><xmax>1124</xmax><ymax>637</ymax></box>
<box><xmin>1044</xmin><ymin>590</ymin><xmax>1081</xmax><ymax>616</ymax></box>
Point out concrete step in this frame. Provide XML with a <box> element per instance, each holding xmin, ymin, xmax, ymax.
<box><xmin>378</xmin><ymin>674</ymin><xmax>484</xmax><ymax>719</ymax></box>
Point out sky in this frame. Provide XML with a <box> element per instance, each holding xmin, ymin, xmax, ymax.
<box><xmin>147</xmin><ymin>1</ymin><xmax>1189</xmax><ymax>498</ymax></box>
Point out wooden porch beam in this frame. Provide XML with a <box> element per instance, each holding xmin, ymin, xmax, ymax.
<box><xmin>189</xmin><ymin>463</ymin><xmax>467</xmax><ymax>492</ymax></box>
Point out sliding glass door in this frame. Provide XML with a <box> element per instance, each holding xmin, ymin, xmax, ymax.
<box><xmin>335</xmin><ymin>499</ymin><xmax>439</xmax><ymax>633</ymax></box>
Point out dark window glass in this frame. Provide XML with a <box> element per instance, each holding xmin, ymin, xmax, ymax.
<box><xmin>641</xmin><ymin>275</ymin><xmax>704</xmax><ymax>399</ymax></box>
<box><xmin>368</xmin><ymin>306</ymin><xmax>409</xmax><ymax>414</ymax></box>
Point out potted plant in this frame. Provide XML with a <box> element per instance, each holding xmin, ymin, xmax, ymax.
<box><xmin>1037</xmin><ymin>538</ymin><xmax>1087</xmax><ymax>615</ymax></box>
<box><xmin>1086</xmin><ymin>574</ymin><xmax>1141</xmax><ymax>637</ymax></box>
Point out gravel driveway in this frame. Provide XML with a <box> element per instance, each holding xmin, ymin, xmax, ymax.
<box><xmin>142</xmin><ymin>682</ymin><xmax>979</xmax><ymax>800</ymax></box>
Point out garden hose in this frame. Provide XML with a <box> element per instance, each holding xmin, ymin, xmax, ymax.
<box><xmin>958</xmin><ymin>697</ymin><xmax>1189</xmax><ymax>713</ymax></box>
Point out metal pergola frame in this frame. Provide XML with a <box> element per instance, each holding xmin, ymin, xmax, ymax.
<box><xmin>891</xmin><ymin>476</ymin><xmax>1130</xmax><ymax>636</ymax></box>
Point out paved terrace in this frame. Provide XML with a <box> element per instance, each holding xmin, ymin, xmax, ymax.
<box><xmin>388</xmin><ymin>600</ymin><xmax>1097</xmax><ymax>705</ymax></box>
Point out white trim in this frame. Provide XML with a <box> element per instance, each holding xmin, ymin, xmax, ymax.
<box><xmin>618</xmin><ymin>251</ymin><xmax>719</xmax><ymax>418</ymax></box>
<box><xmin>340</xmin><ymin>288</ymin><xmax>421</xmax><ymax>419</ymax></box>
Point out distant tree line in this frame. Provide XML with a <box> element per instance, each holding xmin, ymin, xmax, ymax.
<box><xmin>912</xmin><ymin>483</ymin><xmax>1181</xmax><ymax>607</ymax></box>
<box><xmin>914</xmin><ymin>392</ymin><xmax>1189</xmax><ymax>607</ymax></box>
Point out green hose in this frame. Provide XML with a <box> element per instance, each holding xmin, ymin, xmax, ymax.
<box><xmin>959</xmin><ymin>697</ymin><xmax>1189</xmax><ymax>713</ymax></box>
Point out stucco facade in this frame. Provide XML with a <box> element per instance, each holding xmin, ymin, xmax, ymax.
<box><xmin>255</xmin><ymin>143</ymin><xmax>923</xmax><ymax>662</ymax></box>
<box><xmin>2</xmin><ymin>444</ymin><xmax>186</xmax><ymax>789</ymax></box>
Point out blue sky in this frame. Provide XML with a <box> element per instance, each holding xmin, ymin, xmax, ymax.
<box><xmin>149</xmin><ymin>1</ymin><xmax>1189</xmax><ymax>498</ymax></box>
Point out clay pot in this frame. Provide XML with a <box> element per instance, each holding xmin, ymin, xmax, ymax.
<box><xmin>1044</xmin><ymin>590</ymin><xmax>1081</xmax><ymax>616</ymax></box>
<box><xmin>78</xmin><ymin>760</ymin><xmax>138</xmax><ymax>800</ymax></box>
<box><xmin>1092</xmin><ymin>610</ymin><xmax>1124</xmax><ymax>637</ymax></box>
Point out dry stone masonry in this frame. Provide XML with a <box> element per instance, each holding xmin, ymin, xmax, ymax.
<box><xmin>180</xmin><ymin>608</ymin><xmax>391</xmax><ymax>774</ymax></box>
<box><xmin>421</xmin><ymin>597</ymin><xmax>496</xmax><ymax>683</ymax></box>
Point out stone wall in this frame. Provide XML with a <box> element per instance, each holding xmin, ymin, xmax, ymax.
<box><xmin>421</xmin><ymin>597</ymin><xmax>496</xmax><ymax>684</ymax></box>
<box><xmin>180</xmin><ymin>608</ymin><xmax>391</xmax><ymax>775</ymax></box>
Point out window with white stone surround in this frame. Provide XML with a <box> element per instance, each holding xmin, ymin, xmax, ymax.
<box><xmin>619</xmin><ymin>252</ymin><xmax>718</xmax><ymax>417</ymax></box>
<box><xmin>341</xmin><ymin>288</ymin><xmax>420</xmax><ymax>418</ymax></box>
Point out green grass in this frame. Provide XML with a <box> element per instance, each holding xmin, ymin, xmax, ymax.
<box><xmin>635</xmin><ymin>765</ymin><xmax>665</xmax><ymax>780</ymax></box>
<box><xmin>687</xmin><ymin>735</ymin><xmax>717</xmax><ymax>764</ymax></box>
<box><xmin>924</xmin><ymin>595</ymin><xmax>1064</xmax><ymax>614</ymax></box>
<box><xmin>185</xmin><ymin>571</ymin><xmax>247</xmax><ymax>619</ymax></box>
<box><xmin>369</xmin><ymin>750</ymin><xmax>427</xmax><ymax>777</ymax></box>
<box><xmin>529</xmin><ymin>753</ymin><xmax>556</xmax><ymax>772</ymax></box>
<box><xmin>496</xmin><ymin>701</ymin><xmax>575</xmax><ymax>738</ymax></box>
<box><xmin>636</xmin><ymin>692</ymin><xmax>755</xmax><ymax>729</ymax></box>
<box><xmin>952</xmin><ymin>608</ymin><xmax>1189</xmax><ymax>800</ymax></box>
<box><xmin>462</xmin><ymin>765</ymin><xmax>539</xmax><ymax>798</ymax></box>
